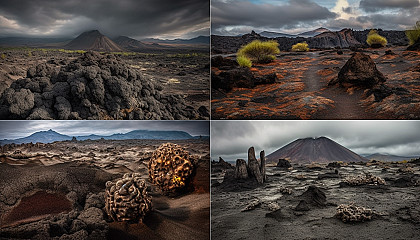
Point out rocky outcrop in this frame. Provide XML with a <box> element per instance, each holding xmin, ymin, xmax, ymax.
<box><xmin>211</xmin><ymin>56</ymin><xmax>277</xmax><ymax>92</ymax></box>
<box><xmin>212</xmin><ymin>29</ymin><xmax>408</xmax><ymax>53</ymax></box>
<box><xmin>232</xmin><ymin>147</ymin><xmax>266</xmax><ymax>184</ymax></box>
<box><xmin>211</xmin><ymin>157</ymin><xmax>234</xmax><ymax>173</ymax></box>
<box><xmin>309</xmin><ymin>29</ymin><xmax>362</xmax><ymax>49</ymax></box>
<box><xmin>407</xmin><ymin>38</ymin><xmax>420</xmax><ymax>51</ymax></box>
<box><xmin>332</xmin><ymin>52</ymin><xmax>386</xmax><ymax>88</ymax></box>
<box><xmin>0</xmin><ymin>51</ymin><xmax>203</xmax><ymax>119</ymax></box>
<box><xmin>276</xmin><ymin>159</ymin><xmax>292</xmax><ymax>168</ymax></box>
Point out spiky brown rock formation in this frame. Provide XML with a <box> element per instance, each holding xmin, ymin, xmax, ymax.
<box><xmin>105</xmin><ymin>173</ymin><xmax>152</xmax><ymax>223</ymax></box>
<box><xmin>148</xmin><ymin>143</ymin><xmax>194</xmax><ymax>193</ymax></box>
<box><xmin>335</xmin><ymin>203</ymin><xmax>374</xmax><ymax>223</ymax></box>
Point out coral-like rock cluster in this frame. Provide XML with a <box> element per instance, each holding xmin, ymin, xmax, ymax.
<box><xmin>105</xmin><ymin>173</ymin><xmax>152</xmax><ymax>223</ymax></box>
<box><xmin>344</xmin><ymin>173</ymin><xmax>386</xmax><ymax>186</ymax></box>
<box><xmin>148</xmin><ymin>143</ymin><xmax>194</xmax><ymax>193</ymax></box>
<box><xmin>335</xmin><ymin>203</ymin><xmax>374</xmax><ymax>222</ymax></box>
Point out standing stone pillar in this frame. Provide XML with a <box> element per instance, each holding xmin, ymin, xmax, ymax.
<box><xmin>248</xmin><ymin>147</ymin><xmax>264</xmax><ymax>184</ymax></box>
<box><xmin>260</xmin><ymin>150</ymin><xmax>266</xmax><ymax>182</ymax></box>
<box><xmin>235</xmin><ymin>159</ymin><xmax>249</xmax><ymax>179</ymax></box>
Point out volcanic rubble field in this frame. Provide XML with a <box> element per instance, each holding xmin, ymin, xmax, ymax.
<box><xmin>211</xmin><ymin>161</ymin><xmax>420</xmax><ymax>240</ymax></box>
<box><xmin>0</xmin><ymin>49</ymin><xmax>209</xmax><ymax>120</ymax></box>
<box><xmin>0</xmin><ymin>139</ymin><xmax>210</xmax><ymax>240</ymax></box>
<box><xmin>211</xmin><ymin>47</ymin><xmax>420</xmax><ymax>119</ymax></box>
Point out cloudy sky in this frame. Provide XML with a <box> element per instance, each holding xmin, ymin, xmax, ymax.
<box><xmin>0</xmin><ymin>121</ymin><xmax>209</xmax><ymax>139</ymax></box>
<box><xmin>212</xmin><ymin>0</ymin><xmax>420</xmax><ymax>35</ymax></box>
<box><xmin>0</xmin><ymin>0</ymin><xmax>209</xmax><ymax>39</ymax></box>
<box><xmin>211</xmin><ymin>121</ymin><xmax>420</xmax><ymax>161</ymax></box>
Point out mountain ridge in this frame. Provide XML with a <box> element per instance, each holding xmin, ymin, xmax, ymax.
<box><xmin>0</xmin><ymin>129</ymin><xmax>205</xmax><ymax>145</ymax></box>
<box><xmin>365</xmin><ymin>153</ymin><xmax>420</xmax><ymax>162</ymax></box>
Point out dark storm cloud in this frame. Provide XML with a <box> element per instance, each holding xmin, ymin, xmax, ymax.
<box><xmin>211</xmin><ymin>0</ymin><xmax>336</xmax><ymax>34</ymax></box>
<box><xmin>211</xmin><ymin>121</ymin><xmax>420</xmax><ymax>161</ymax></box>
<box><xmin>0</xmin><ymin>0</ymin><xmax>209</xmax><ymax>38</ymax></box>
<box><xmin>342</xmin><ymin>7</ymin><xmax>354</xmax><ymax>14</ymax></box>
<box><xmin>360</xmin><ymin>0</ymin><xmax>420</xmax><ymax>12</ymax></box>
<box><xmin>0</xmin><ymin>121</ymin><xmax>209</xmax><ymax>139</ymax></box>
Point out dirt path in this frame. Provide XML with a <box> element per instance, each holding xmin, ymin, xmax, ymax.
<box><xmin>302</xmin><ymin>52</ymin><xmax>376</xmax><ymax>119</ymax></box>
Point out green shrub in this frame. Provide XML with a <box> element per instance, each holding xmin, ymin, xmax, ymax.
<box><xmin>366</xmin><ymin>30</ymin><xmax>387</xmax><ymax>47</ymax></box>
<box><xmin>1</xmin><ymin>53</ymin><xmax>5</xmax><ymax>60</ymax></box>
<box><xmin>237</xmin><ymin>54</ymin><xmax>252</xmax><ymax>67</ymax></box>
<box><xmin>291</xmin><ymin>41</ymin><xmax>309</xmax><ymax>52</ymax></box>
<box><xmin>406</xmin><ymin>21</ymin><xmax>420</xmax><ymax>45</ymax></box>
<box><xmin>237</xmin><ymin>40</ymin><xmax>280</xmax><ymax>64</ymax></box>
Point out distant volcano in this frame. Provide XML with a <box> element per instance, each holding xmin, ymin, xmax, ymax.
<box><xmin>65</xmin><ymin>30</ymin><xmax>123</xmax><ymax>52</ymax></box>
<box><xmin>113</xmin><ymin>36</ymin><xmax>150</xmax><ymax>51</ymax></box>
<box><xmin>266</xmin><ymin>137</ymin><xmax>367</xmax><ymax>164</ymax></box>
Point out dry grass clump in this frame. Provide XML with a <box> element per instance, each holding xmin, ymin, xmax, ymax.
<box><xmin>236</xmin><ymin>40</ymin><xmax>280</xmax><ymax>67</ymax></box>
<box><xmin>366</xmin><ymin>30</ymin><xmax>387</xmax><ymax>48</ymax></box>
<box><xmin>292</xmin><ymin>42</ymin><xmax>309</xmax><ymax>52</ymax></box>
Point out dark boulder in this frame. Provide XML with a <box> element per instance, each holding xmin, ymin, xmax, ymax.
<box><xmin>334</xmin><ymin>52</ymin><xmax>386</xmax><ymax>88</ymax></box>
<box><xmin>211</xmin><ymin>56</ymin><xmax>239</xmax><ymax>69</ymax></box>
<box><xmin>276</xmin><ymin>159</ymin><xmax>292</xmax><ymax>168</ymax></box>
<box><xmin>407</xmin><ymin>38</ymin><xmax>420</xmax><ymax>51</ymax></box>
<box><xmin>298</xmin><ymin>185</ymin><xmax>326</xmax><ymax>208</ymax></box>
<box><xmin>212</xmin><ymin>67</ymin><xmax>254</xmax><ymax>92</ymax></box>
<box><xmin>295</xmin><ymin>200</ymin><xmax>310</xmax><ymax>211</ymax></box>
<box><xmin>385</xmin><ymin>50</ymin><xmax>395</xmax><ymax>55</ymax></box>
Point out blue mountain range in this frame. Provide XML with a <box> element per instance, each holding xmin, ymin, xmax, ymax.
<box><xmin>0</xmin><ymin>129</ymin><xmax>206</xmax><ymax>145</ymax></box>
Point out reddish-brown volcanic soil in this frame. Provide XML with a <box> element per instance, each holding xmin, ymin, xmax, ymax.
<box><xmin>212</xmin><ymin>47</ymin><xmax>420</xmax><ymax>119</ymax></box>
<box><xmin>1</xmin><ymin>191</ymin><xmax>72</xmax><ymax>227</ymax></box>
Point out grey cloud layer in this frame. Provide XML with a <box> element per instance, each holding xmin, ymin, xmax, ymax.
<box><xmin>0</xmin><ymin>0</ymin><xmax>209</xmax><ymax>38</ymax></box>
<box><xmin>211</xmin><ymin>0</ymin><xmax>336</xmax><ymax>34</ymax></box>
<box><xmin>0</xmin><ymin>121</ymin><xmax>209</xmax><ymax>139</ymax></box>
<box><xmin>211</xmin><ymin>121</ymin><xmax>420</xmax><ymax>161</ymax></box>
<box><xmin>360</xmin><ymin>0</ymin><xmax>420</xmax><ymax>12</ymax></box>
<box><xmin>212</xmin><ymin>0</ymin><xmax>419</xmax><ymax>35</ymax></box>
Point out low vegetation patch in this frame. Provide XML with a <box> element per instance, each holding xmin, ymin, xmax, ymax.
<box><xmin>366</xmin><ymin>30</ymin><xmax>387</xmax><ymax>48</ymax></box>
<box><xmin>236</xmin><ymin>55</ymin><xmax>252</xmax><ymax>67</ymax></box>
<box><xmin>406</xmin><ymin>21</ymin><xmax>420</xmax><ymax>45</ymax></box>
<box><xmin>236</xmin><ymin>40</ymin><xmax>280</xmax><ymax>67</ymax></box>
<box><xmin>291</xmin><ymin>42</ymin><xmax>309</xmax><ymax>52</ymax></box>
